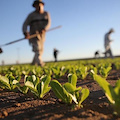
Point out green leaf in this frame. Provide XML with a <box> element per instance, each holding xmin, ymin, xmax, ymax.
<box><xmin>20</xmin><ymin>86</ymin><xmax>29</xmax><ymax>94</ymax></box>
<box><xmin>50</xmin><ymin>80</ymin><xmax>72</xmax><ymax>104</ymax></box>
<box><xmin>12</xmin><ymin>79</ymin><xmax>28</xmax><ymax>94</ymax></box>
<box><xmin>68</xmin><ymin>93</ymin><xmax>78</xmax><ymax>104</ymax></box>
<box><xmin>12</xmin><ymin>80</ymin><xmax>19</xmax><ymax>84</ymax></box>
<box><xmin>43</xmin><ymin>87</ymin><xmax>51</xmax><ymax>95</ymax></box>
<box><xmin>37</xmin><ymin>76</ymin><xmax>51</xmax><ymax>98</ymax></box>
<box><xmin>63</xmin><ymin>82</ymin><xmax>76</xmax><ymax>93</ymax></box>
<box><xmin>114</xmin><ymin>80</ymin><xmax>120</xmax><ymax>96</ymax></box>
<box><xmin>34</xmin><ymin>77</ymin><xmax>40</xmax><ymax>89</ymax></box>
<box><xmin>25</xmin><ymin>81</ymin><xmax>37</xmax><ymax>93</ymax></box>
<box><xmin>78</xmin><ymin>88</ymin><xmax>89</xmax><ymax>107</ymax></box>
<box><xmin>24</xmin><ymin>86</ymin><xmax>29</xmax><ymax>94</ymax></box>
<box><xmin>40</xmin><ymin>75</ymin><xmax>51</xmax><ymax>97</ymax></box>
<box><xmin>68</xmin><ymin>74</ymin><xmax>77</xmax><ymax>87</ymax></box>
<box><xmin>11</xmin><ymin>80</ymin><xmax>19</xmax><ymax>89</ymax></box>
<box><xmin>93</xmin><ymin>73</ymin><xmax>116</xmax><ymax>104</ymax></box>
<box><xmin>37</xmin><ymin>82</ymin><xmax>44</xmax><ymax>98</ymax></box>
<box><xmin>41</xmin><ymin>75</ymin><xmax>51</xmax><ymax>89</ymax></box>
<box><xmin>38</xmin><ymin>83</ymin><xmax>51</xmax><ymax>98</ymax></box>
<box><xmin>75</xmin><ymin>87</ymin><xmax>82</xmax><ymax>92</ymax></box>
<box><xmin>32</xmin><ymin>75</ymin><xmax>36</xmax><ymax>82</ymax></box>
<box><xmin>0</xmin><ymin>75</ymin><xmax>11</xmax><ymax>89</ymax></box>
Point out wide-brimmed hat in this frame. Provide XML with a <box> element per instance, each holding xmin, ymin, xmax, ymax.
<box><xmin>33</xmin><ymin>0</ymin><xmax>44</xmax><ymax>7</ymax></box>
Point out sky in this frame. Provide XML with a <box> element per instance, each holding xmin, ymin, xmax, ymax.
<box><xmin>0</xmin><ymin>0</ymin><xmax>120</xmax><ymax>65</ymax></box>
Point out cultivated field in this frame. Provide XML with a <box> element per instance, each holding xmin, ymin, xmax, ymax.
<box><xmin>0</xmin><ymin>58</ymin><xmax>120</xmax><ymax>120</ymax></box>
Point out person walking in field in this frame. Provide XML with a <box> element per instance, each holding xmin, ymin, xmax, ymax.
<box><xmin>94</xmin><ymin>50</ymin><xmax>100</xmax><ymax>58</ymax></box>
<box><xmin>104</xmin><ymin>28</ymin><xmax>114</xmax><ymax>58</ymax></box>
<box><xmin>53</xmin><ymin>48</ymin><xmax>59</xmax><ymax>62</ymax></box>
<box><xmin>22</xmin><ymin>0</ymin><xmax>51</xmax><ymax>66</ymax></box>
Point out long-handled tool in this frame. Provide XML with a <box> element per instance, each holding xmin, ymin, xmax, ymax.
<box><xmin>0</xmin><ymin>25</ymin><xmax>62</xmax><ymax>53</ymax></box>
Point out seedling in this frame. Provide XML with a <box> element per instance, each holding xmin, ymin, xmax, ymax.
<box><xmin>0</xmin><ymin>74</ymin><xmax>21</xmax><ymax>90</ymax></box>
<box><xmin>25</xmin><ymin>75</ymin><xmax>51</xmax><ymax>98</ymax></box>
<box><xmin>50</xmin><ymin>74</ymin><xmax>89</xmax><ymax>108</ymax></box>
<box><xmin>76</xmin><ymin>65</ymin><xmax>88</xmax><ymax>80</ymax></box>
<box><xmin>91</xmin><ymin>70</ymin><xmax>120</xmax><ymax>116</ymax></box>
<box><xmin>97</xmin><ymin>63</ymin><xmax>112</xmax><ymax>78</ymax></box>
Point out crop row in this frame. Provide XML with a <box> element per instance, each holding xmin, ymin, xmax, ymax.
<box><xmin>0</xmin><ymin>62</ymin><xmax>118</xmax><ymax>79</ymax></box>
<box><xmin>0</xmin><ymin>60</ymin><xmax>120</xmax><ymax>116</ymax></box>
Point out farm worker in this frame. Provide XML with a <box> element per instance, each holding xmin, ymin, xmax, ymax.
<box><xmin>94</xmin><ymin>50</ymin><xmax>100</xmax><ymax>58</ymax></box>
<box><xmin>53</xmin><ymin>48</ymin><xmax>59</xmax><ymax>62</ymax></box>
<box><xmin>104</xmin><ymin>28</ymin><xmax>114</xmax><ymax>58</ymax></box>
<box><xmin>22</xmin><ymin>0</ymin><xmax>51</xmax><ymax>66</ymax></box>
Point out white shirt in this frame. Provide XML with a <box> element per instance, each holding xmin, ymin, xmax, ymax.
<box><xmin>104</xmin><ymin>33</ymin><xmax>112</xmax><ymax>50</ymax></box>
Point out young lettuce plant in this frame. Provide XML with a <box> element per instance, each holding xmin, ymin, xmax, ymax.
<box><xmin>29</xmin><ymin>67</ymin><xmax>44</xmax><ymax>77</ymax></box>
<box><xmin>89</xmin><ymin>66</ymin><xmax>98</xmax><ymax>79</ymax></box>
<box><xmin>50</xmin><ymin>74</ymin><xmax>89</xmax><ymax>108</ymax></box>
<box><xmin>0</xmin><ymin>75</ymin><xmax>11</xmax><ymax>90</ymax></box>
<box><xmin>43</xmin><ymin>67</ymin><xmax>52</xmax><ymax>76</ymax></box>
<box><xmin>59</xmin><ymin>66</ymin><xmax>67</xmax><ymax>77</ymax></box>
<box><xmin>12</xmin><ymin>75</ymin><xmax>31</xmax><ymax>94</ymax></box>
<box><xmin>50</xmin><ymin>80</ymin><xmax>73</xmax><ymax>104</ymax></box>
<box><xmin>91</xmin><ymin>70</ymin><xmax>120</xmax><ymax>116</ymax></box>
<box><xmin>99</xmin><ymin>66</ymin><xmax>112</xmax><ymax>78</ymax></box>
<box><xmin>52</xmin><ymin>67</ymin><xmax>60</xmax><ymax>79</ymax></box>
<box><xmin>96</xmin><ymin>63</ymin><xmax>112</xmax><ymax>78</ymax></box>
<box><xmin>0</xmin><ymin>74</ymin><xmax>21</xmax><ymax>91</ymax></box>
<box><xmin>0</xmin><ymin>73</ymin><xmax>29</xmax><ymax>94</ymax></box>
<box><xmin>114</xmin><ymin>62</ymin><xmax>120</xmax><ymax>70</ymax></box>
<box><xmin>76</xmin><ymin>65</ymin><xmax>88</xmax><ymax>80</ymax></box>
<box><xmin>68</xmin><ymin>66</ymin><xmax>76</xmax><ymax>74</ymax></box>
<box><xmin>67</xmin><ymin>74</ymin><xmax>89</xmax><ymax>107</ymax></box>
<box><xmin>25</xmin><ymin>75</ymin><xmax>51</xmax><ymax>98</ymax></box>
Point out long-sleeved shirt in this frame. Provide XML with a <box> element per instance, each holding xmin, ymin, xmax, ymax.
<box><xmin>22</xmin><ymin>11</ymin><xmax>51</xmax><ymax>35</ymax></box>
<box><xmin>104</xmin><ymin>33</ymin><xmax>112</xmax><ymax>50</ymax></box>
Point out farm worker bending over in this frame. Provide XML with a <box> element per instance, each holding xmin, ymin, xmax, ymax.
<box><xmin>104</xmin><ymin>28</ymin><xmax>114</xmax><ymax>58</ymax></box>
<box><xmin>22</xmin><ymin>0</ymin><xmax>51</xmax><ymax>66</ymax></box>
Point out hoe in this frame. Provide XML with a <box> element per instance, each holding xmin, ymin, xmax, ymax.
<box><xmin>0</xmin><ymin>25</ymin><xmax>62</xmax><ymax>54</ymax></box>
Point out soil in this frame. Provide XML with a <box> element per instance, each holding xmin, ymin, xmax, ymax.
<box><xmin>0</xmin><ymin>69</ymin><xmax>120</xmax><ymax>120</ymax></box>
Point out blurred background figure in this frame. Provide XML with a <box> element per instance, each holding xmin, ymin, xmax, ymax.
<box><xmin>94</xmin><ymin>50</ymin><xmax>100</xmax><ymax>58</ymax></box>
<box><xmin>0</xmin><ymin>48</ymin><xmax>3</xmax><ymax>54</ymax></box>
<box><xmin>16</xmin><ymin>60</ymin><xmax>19</xmax><ymax>65</ymax></box>
<box><xmin>1</xmin><ymin>60</ymin><xmax>4</xmax><ymax>66</ymax></box>
<box><xmin>53</xmin><ymin>48</ymin><xmax>59</xmax><ymax>62</ymax></box>
<box><xmin>104</xmin><ymin>28</ymin><xmax>114</xmax><ymax>58</ymax></box>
